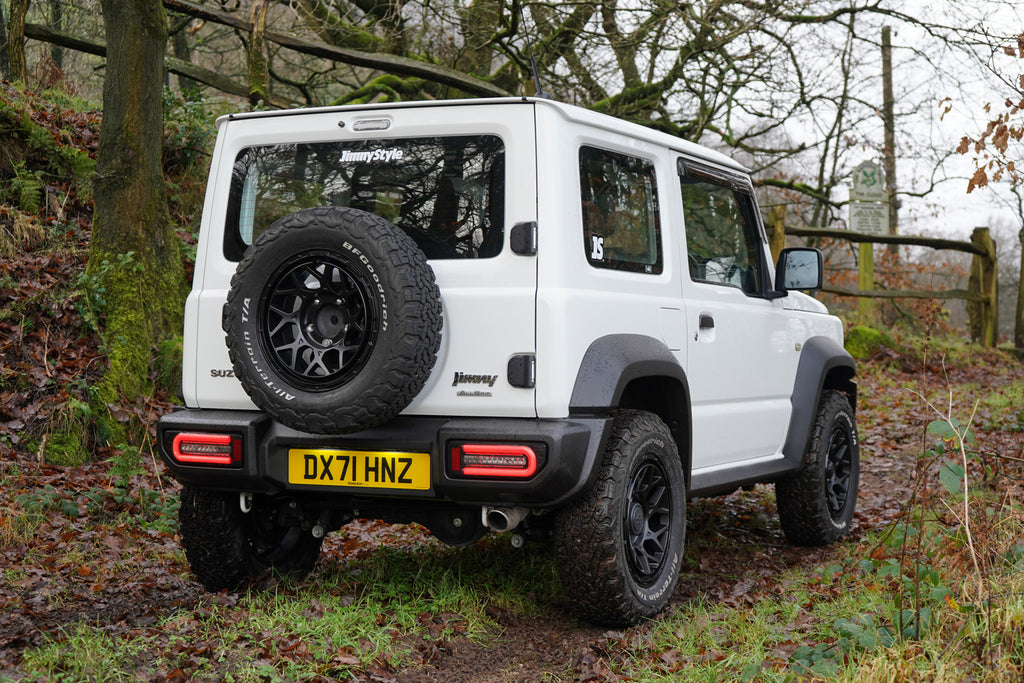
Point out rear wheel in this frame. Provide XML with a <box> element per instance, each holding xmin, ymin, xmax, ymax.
<box><xmin>776</xmin><ymin>390</ymin><xmax>859</xmax><ymax>546</ymax></box>
<box><xmin>178</xmin><ymin>487</ymin><xmax>323</xmax><ymax>591</ymax></box>
<box><xmin>554</xmin><ymin>410</ymin><xmax>686</xmax><ymax>626</ymax></box>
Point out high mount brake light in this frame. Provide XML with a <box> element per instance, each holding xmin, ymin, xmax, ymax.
<box><xmin>451</xmin><ymin>443</ymin><xmax>537</xmax><ymax>478</ymax></box>
<box><xmin>171</xmin><ymin>432</ymin><xmax>242</xmax><ymax>466</ymax></box>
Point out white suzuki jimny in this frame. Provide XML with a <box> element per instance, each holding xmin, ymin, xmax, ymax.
<box><xmin>158</xmin><ymin>97</ymin><xmax>858</xmax><ymax>626</ymax></box>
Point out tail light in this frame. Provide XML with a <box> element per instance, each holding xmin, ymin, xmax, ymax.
<box><xmin>171</xmin><ymin>432</ymin><xmax>242</xmax><ymax>466</ymax></box>
<box><xmin>450</xmin><ymin>443</ymin><xmax>538</xmax><ymax>478</ymax></box>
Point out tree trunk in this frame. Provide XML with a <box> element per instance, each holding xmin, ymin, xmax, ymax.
<box><xmin>0</xmin><ymin>3</ymin><xmax>9</xmax><ymax>80</ymax></box>
<box><xmin>881</xmin><ymin>25</ymin><xmax>898</xmax><ymax>254</ymax></box>
<box><xmin>247</xmin><ymin>0</ymin><xmax>270</xmax><ymax>106</ymax></box>
<box><xmin>1016</xmin><ymin>232</ymin><xmax>1024</xmax><ymax>351</ymax></box>
<box><xmin>88</xmin><ymin>0</ymin><xmax>187</xmax><ymax>435</ymax></box>
<box><xmin>49</xmin><ymin>0</ymin><xmax>64</xmax><ymax>70</ymax></box>
<box><xmin>168</xmin><ymin>14</ymin><xmax>199</xmax><ymax>92</ymax></box>
<box><xmin>7</xmin><ymin>0</ymin><xmax>29</xmax><ymax>82</ymax></box>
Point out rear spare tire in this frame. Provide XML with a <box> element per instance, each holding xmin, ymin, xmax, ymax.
<box><xmin>223</xmin><ymin>206</ymin><xmax>442</xmax><ymax>434</ymax></box>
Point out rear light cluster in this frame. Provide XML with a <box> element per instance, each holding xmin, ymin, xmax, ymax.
<box><xmin>170</xmin><ymin>432</ymin><xmax>242</xmax><ymax>467</ymax></box>
<box><xmin>449</xmin><ymin>443</ymin><xmax>542</xmax><ymax>479</ymax></box>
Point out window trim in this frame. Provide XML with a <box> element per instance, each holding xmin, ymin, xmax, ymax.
<box><xmin>677</xmin><ymin>157</ymin><xmax>779</xmax><ymax>299</ymax></box>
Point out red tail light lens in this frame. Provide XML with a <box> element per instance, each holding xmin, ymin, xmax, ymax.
<box><xmin>451</xmin><ymin>444</ymin><xmax>537</xmax><ymax>478</ymax></box>
<box><xmin>171</xmin><ymin>432</ymin><xmax>242</xmax><ymax>466</ymax></box>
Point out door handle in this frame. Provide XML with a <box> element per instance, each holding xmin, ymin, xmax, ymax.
<box><xmin>699</xmin><ymin>314</ymin><xmax>715</xmax><ymax>330</ymax></box>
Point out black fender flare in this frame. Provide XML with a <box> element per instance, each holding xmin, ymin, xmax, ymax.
<box><xmin>569</xmin><ymin>334</ymin><xmax>692</xmax><ymax>480</ymax></box>
<box><xmin>781</xmin><ymin>335</ymin><xmax>857</xmax><ymax>469</ymax></box>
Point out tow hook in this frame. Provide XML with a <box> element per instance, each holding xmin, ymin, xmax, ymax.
<box><xmin>239</xmin><ymin>492</ymin><xmax>253</xmax><ymax>513</ymax></box>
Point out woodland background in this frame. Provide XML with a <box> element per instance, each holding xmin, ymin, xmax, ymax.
<box><xmin>1</xmin><ymin>1</ymin><xmax>1024</xmax><ymax>680</ymax></box>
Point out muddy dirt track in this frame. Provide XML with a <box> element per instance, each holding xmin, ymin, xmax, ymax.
<box><xmin>2</xmin><ymin>352</ymin><xmax>1021</xmax><ymax>681</ymax></box>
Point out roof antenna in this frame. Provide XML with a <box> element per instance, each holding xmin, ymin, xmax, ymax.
<box><xmin>517</xmin><ymin>1</ymin><xmax>551</xmax><ymax>99</ymax></box>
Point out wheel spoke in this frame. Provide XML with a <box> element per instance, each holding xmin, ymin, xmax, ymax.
<box><xmin>260</xmin><ymin>251</ymin><xmax>376</xmax><ymax>390</ymax></box>
<box><xmin>272</xmin><ymin>338</ymin><xmax>306</xmax><ymax>370</ymax></box>
<box><xmin>825</xmin><ymin>429</ymin><xmax>851</xmax><ymax>516</ymax></box>
<box><xmin>624</xmin><ymin>459</ymin><xmax>674</xmax><ymax>584</ymax></box>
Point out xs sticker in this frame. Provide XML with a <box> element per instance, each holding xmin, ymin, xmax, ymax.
<box><xmin>590</xmin><ymin>235</ymin><xmax>605</xmax><ymax>260</ymax></box>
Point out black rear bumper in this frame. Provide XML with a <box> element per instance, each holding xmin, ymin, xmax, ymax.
<box><xmin>157</xmin><ymin>408</ymin><xmax>610</xmax><ymax>508</ymax></box>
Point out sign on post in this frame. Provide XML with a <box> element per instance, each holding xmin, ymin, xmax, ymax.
<box><xmin>850</xmin><ymin>160</ymin><xmax>887</xmax><ymax>202</ymax></box>
<box><xmin>848</xmin><ymin>160</ymin><xmax>890</xmax><ymax>322</ymax></box>
<box><xmin>849</xmin><ymin>202</ymin><xmax>889</xmax><ymax>236</ymax></box>
<box><xmin>849</xmin><ymin>160</ymin><xmax>889</xmax><ymax>236</ymax></box>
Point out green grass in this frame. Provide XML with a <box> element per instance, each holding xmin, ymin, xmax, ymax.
<box><xmin>14</xmin><ymin>535</ymin><xmax>563</xmax><ymax>680</ymax></box>
<box><xmin>20</xmin><ymin>623</ymin><xmax>148</xmax><ymax>682</ymax></box>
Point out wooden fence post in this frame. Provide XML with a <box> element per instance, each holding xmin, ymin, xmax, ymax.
<box><xmin>1016</xmin><ymin>227</ymin><xmax>1024</xmax><ymax>351</ymax></box>
<box><xmin>769</xmin><ymin>204</ymin><xmax>786</xmax><ymax>263</ymax></box>
<box><xmin>968</xmin><ymin>227</ymin><xmax>998</xmax><ymax>347</ymax></box>
<box><xmin>859</xmin><ymin>242</ymin><xmax>875</xmax><ymax>323</ymax></box>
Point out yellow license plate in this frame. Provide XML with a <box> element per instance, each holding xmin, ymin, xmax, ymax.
<box><xmin>287</xmin><ymin>449</ymin><xmax>431</xmax><ymax>490</ymax></box>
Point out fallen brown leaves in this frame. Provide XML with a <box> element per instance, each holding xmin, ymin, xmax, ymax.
<box><xmin>4</xmin><ymin>195</ymin><xmax>1024</xmax><ymax>680</ymax></box>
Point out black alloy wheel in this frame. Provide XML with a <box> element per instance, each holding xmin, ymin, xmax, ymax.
<box><xmin>776</xmin><ymin>389</ymin><xmax>860</xmax><ymax>546</ymax></box>
<box><xmin>824</xmin><ymin>419</ymin><xmax>854</xmax><ymax>521</ymax></box>
<box><xmin>260</xmin><ymin>250</ymin><xmax>377</xmax><ymax>392</ymax></box>
<box><xmin>554</xmin><ymin>410</ymin><xmax>686</xmax><ymax>627</ymax></box>
<box><xmin>222</xmin><ymin>206</ymin><xmax>442</xmax><ymax>434</ymax></box>
<box><xmin>624</xmin><ymin>458</ymin><xmax>674</xmax><ymax>587</ymax></box>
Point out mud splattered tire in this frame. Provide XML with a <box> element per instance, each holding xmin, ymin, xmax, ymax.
<box><xmin>554</xmin><ymin>410</ymin><xmax>686</xmax><ymax>627</ymax></box>
<box><xmin>223</xmin><ymin>206</ymin><xmax>442</xmax><ymax>434</ymax></box>
<box><xmin>776</xmin><ymin>390</ymin><xmax>859</xmax><ymax>546</ymax></box>
<box><xmin>178</xmin><ymin>486</ymin><xmax>323</xmax><ymax>591</ymax></box>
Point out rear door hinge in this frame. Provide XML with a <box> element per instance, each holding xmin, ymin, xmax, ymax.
<box><xmin>507</xmin><ymin>354</ymin><xmax>536</xmax><ymax>388</ymax></box>
<box><xmin>510</xmin><ymin>222</ymin><xmax>537</xmax><ymax>256</ymax></box>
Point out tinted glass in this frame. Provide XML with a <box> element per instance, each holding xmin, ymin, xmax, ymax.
<box><xmin>579</xmin><ymin>147</ymin><xmax>662</xmax><ymax>274</ymax></box>
<box><xmin>225</xmin><ymin>135</ymin><xmax>505</xmax><ymax>261</ymax></box>
<box><xmin>680</xmin><ymin>177</ymin><xmax>765</xmax><ymax>295</ymax></box>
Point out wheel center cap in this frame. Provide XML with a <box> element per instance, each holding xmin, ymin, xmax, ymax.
<box><xmin>629</xmin><ymin>502</ymin><xmax>645</xmax><ymax>534</ymax></box>
<box><xmin>315</xmin><ymin>305</ymin><xmax>346</xmax><ymax>340</ymax></box>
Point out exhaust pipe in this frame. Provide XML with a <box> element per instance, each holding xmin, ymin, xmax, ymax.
<box><xmin>482</xmin><ymin>506</ymin><xmax>530</xmax><ymax>532</ymax></box>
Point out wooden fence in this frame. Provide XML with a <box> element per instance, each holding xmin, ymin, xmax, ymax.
<box><xmin>767</xmin><ymin>208</ymin><xmax>999</xmax><ymax>347</ymax></box>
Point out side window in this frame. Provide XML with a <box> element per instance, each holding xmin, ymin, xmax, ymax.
<box><xmin>679</xmin><ymin>166</ymin><xmax>765</xmax><ymax>296</ymax></box>
<box><xmin>579</xmin><ymin>146</ymin><xmax>662</xmax><ymax>274</ymax></box>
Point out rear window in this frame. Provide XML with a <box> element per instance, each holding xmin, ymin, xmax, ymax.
<box><xmin>224</xmin><ymin>135</ymin><xmax>506</xmax><ymax>261</ymax></box>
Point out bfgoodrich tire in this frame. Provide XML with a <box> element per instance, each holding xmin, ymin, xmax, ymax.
<box><xmin>554</xmin><ymin>410</ymin><xmax>686</xmax><ymax>627</ymax></box>
<box><xmin>178</xmin><ymin>487</ymin><xmax>323</xmax><ymax>591</ymax></box>
<box><xmin>223</xmin><ymin>206</ymin><xmax>442</xmax><ymax>434</ymax></box>
<box><xmin>775</xmin><ymin>390</ymin><xmax>859</xmax><ymax>546</ymax></box>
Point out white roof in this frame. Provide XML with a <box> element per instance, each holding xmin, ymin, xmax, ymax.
<box><xmin>219</xmin><ymin>97</ymin><xmax>748</xmax><ymax>173</ymax></box>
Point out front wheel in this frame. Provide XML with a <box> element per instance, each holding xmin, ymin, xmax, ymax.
<box><xmin>178</xmin><ymin>487</ymin><xmax>323</xmax><ymax>591</ymax></box>
<box><xmin>775</xmin><ymin>390</ymin><xmax>859</xmax><ymax>546</ymax></box>
<box><xmin>554</xmin><ymin>410</ymin><xmax>686</xmax><ymax>627</ymax></box>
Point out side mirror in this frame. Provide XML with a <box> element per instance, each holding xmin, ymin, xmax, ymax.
<box><xmin>774</xmin><ymin>247</ymin><xmax>823</xmax><ymax>293</ymax></box>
